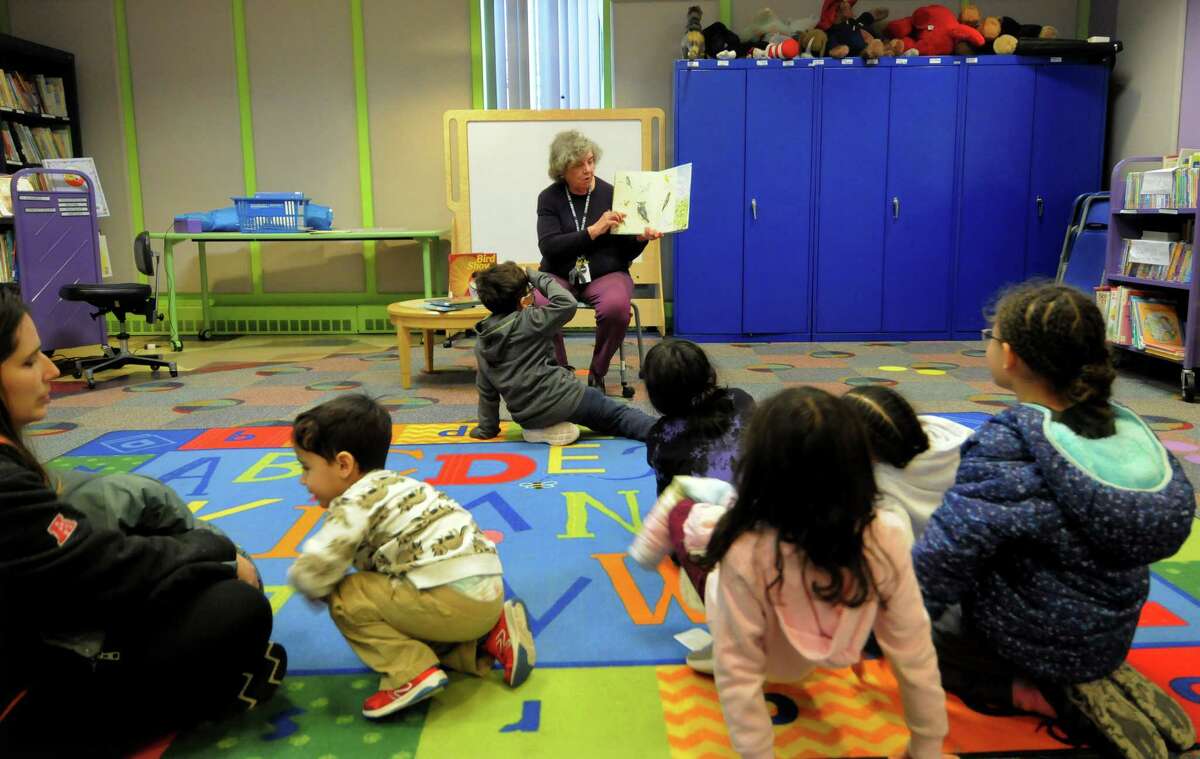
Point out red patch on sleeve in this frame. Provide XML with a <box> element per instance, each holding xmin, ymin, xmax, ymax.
<box><xmin>46</xmin><ymin>513</ymin><xmax>78</xmax><ymax>547</ymax></box>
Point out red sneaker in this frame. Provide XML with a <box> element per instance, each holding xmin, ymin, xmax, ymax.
<box><xmin>484</xmin><ymin>598</ymin><xmax>536</xmax><ymax>687</ymax></box>
<box><xmin>361</xmin><ymin>666</ymin><xmax>448</xmax><ymax>719</ymax></box>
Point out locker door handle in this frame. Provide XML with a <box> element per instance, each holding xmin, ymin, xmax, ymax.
<box><xmin>751</xmin><ymin>198</ymin><xmax>757</xmax><ymax>220</ymax></box>
<box><xmin>892</xmin><ymin>197</ymin><xmax>900</xmax><ymax>219</ymax></box>
<box><xmin>1037</xmin><ymin>195</ymin><xmax>1045</xmax><ymax>218</ymax></box>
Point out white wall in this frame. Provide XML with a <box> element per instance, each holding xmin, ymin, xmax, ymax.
<box><xmin>1108</xmin><ymin>0</ymin><xmax>1187</xmax><ymax>174</ymax></box>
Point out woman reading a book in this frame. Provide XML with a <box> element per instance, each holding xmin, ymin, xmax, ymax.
<box><xmin>535</xmin><ymin>130</ymin><xmax>662</xmax><ymax>394</ymax></box>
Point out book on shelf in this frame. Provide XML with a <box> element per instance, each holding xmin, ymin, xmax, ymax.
<box><xmin>1123</xmin><ymin>162</ymin><xmax>1200</xmax><ymax>210</ymax></box>
<box><xmin>447</xmin><ymin>252</ymin><xmax>497</xmax><ymax>298</ymax></box>
<box><xmin>1119</xmin><ymin>238</ymin><xmax>1193</xmax><ymax>283</ymax></box>
<box><xmin>34</xmin><ymin>75</ymin><xmax>66</xmax><ymax>118</ymax></box>
<box><xmin>1097</xmin><ymin>285</ymin><xmax>1187</xmax><ymax>356</ymax></box>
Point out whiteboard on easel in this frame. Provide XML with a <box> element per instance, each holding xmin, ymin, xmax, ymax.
<box><xmin>464</xmin><ymin>118</ymin><xmax>645</xmax><ymax>263</ymax></box>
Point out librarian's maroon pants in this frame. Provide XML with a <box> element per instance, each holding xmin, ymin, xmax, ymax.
<box><xmin>533</xmin><ymin>270</ymin><xmax>633</xmax><ymax>382</ymax></box>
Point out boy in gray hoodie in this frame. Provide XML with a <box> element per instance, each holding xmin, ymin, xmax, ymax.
<box><xmin>469</xmin><ymin>262</ymin><xmax>655</xmax><ymax>445</ymax></box>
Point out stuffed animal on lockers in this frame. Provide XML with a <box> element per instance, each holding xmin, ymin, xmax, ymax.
<box><xmin>885</xmin><ymin>4</ymin><xmax>984</xmax><ymax>56</ymax></box>
<box><xmin>752</xmin><ymin>38</ymin><xmax>800</xmax><ymax>59</ymax></box>
<box><xmin>702</xmin><ymin>20</ymin><xmax>741</xmax><ymax>59</ymax></box>
<box><xmin>682</xmin><ymin>5</ymin><xmax>705</xmax><ymax>59</ymax></box>
<box><xmin>999</xmin><ymin>15</ymin><xmax>1058</xmax><ymax>42</ymax></box>
<box><xmin>954</xmin><ymin>4</ymin><xmax>1017</xmax><ymax>54</ymax></box>
<box><xmin>817</xmin><ymin>0</ymin><xmax>894</xmax><ymax>59</ymax></box>
<box><xmin>785</xmin><ymin>14</ymin><xmax>826</xmax><ymax>58</ymax></box>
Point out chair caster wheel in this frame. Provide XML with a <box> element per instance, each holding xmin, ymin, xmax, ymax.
<box><xmin>198</xmin><ymin>329</ymin><xmax>213</xmax><ymax>341</ymax></box>
<box><xmin>171</xmin><ymin>340</ymin><xmax>184</xmax><ymax>352</ymax></box>
<box><xmin>150</xmin><ymin>365</ymin><xmax>160</xmax><ymax>373</ymax></box>
<box><xmin>622</xmin><ymin>385</ymin><xmax>635</xmax><ymax>399</ymax></box>
<box><xmin>85</xmin><ymin>370</ymin><xmax>95</xmax><ymax>390</ymax></box>
<box><xmin>169</xmin><ymin>364</ymin><xmax>178</xmax><ymax>378</ymax></box>
<box><xmin>443</xmin><ymin>340</ymin><xmax>453</xmax><ymax>349</ymax></box>
<box><xmin>1183</xmin><ymin>369</ymin><xmax>1196</xmax><ymax>403</ymax></box>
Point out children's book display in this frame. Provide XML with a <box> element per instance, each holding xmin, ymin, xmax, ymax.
<box><xmin>447</xmin><ymin>252</ymin><xmax>496</xmax><ymax>297</ymax></box>
<box><xmin>612</xmin><ymin>164</ymin><xmax>692</xmax><ymax>235</ymax></box>
<box><xmin>1096</xmin><ymin>285</ymin><xmax>1185</xmax><ymax>361</ymax></box>
<box><xmin>1123</xmin><ymin>150</ymin><xmax>1200</xmax><ymax>210</ymax></box>
<box><xmin>1105</xmin><ymin>152</ymin><xmax>1200</xmax><ymax>399</ymax></box>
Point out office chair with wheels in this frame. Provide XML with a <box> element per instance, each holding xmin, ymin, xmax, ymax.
<box><xmin>59</xmin><ymin>231</ymin><xmax>178</xmax><ymax>389</ymax></box>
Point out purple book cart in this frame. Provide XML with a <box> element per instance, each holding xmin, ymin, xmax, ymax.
<box><xmin>11</xmin><ymin>167</ymin><xmax>107</xmax><ymax>352</ymax></box>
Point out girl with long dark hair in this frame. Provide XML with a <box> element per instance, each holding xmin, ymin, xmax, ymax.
<box><xmin>703</xmin><ymin>387</ymin><xmax>950</xmax><ymax>759</ymax></box>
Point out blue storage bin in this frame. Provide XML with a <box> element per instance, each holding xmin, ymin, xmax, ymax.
<box><xmin>232</xmin><ymin>192</ymin><xmax>309</xmax><ymax>233</ymax></box>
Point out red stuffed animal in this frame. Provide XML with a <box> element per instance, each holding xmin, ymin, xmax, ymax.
<box><xmin>885</xmin><ymin>4</ymin><xmax>984</xmax><ymax>56</ymax></box>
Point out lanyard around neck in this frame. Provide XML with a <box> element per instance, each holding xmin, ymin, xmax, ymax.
<box><xmin>565</xmin><ymin>185</ymin><xmax>592</xmax><ymax>233</ymax></box>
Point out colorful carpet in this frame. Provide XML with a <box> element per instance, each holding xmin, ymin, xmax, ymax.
<box><xmin>44</xmin><ymin>415</ymin><xmax>1200</xmax><ymax>758</ymax></box>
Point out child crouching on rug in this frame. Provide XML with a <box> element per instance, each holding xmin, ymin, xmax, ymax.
<box><xmin>469</xmin><ymin>261</ymin><xmax>656</xmax><ymax>445</ymax></box>
<box><xmin>287</xmin><ymin>394</ymin><xmax>534</xmax><ymax>719</ymax></box>
<box><xmin>701</xmin><ymin>387</ymin><xmax>953</xmax><ymax>759</ymax></box>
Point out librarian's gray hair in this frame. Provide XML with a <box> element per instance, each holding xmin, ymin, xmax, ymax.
<box><xmin>548</xmin><ymin>130</ymin><xmax>602</xmax><ymax>181</ymax></box>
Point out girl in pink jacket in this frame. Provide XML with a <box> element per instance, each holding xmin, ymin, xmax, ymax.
<box><xmin>701</xmin><ymin>387</ymin><xmax>951</xmax><ymax>759</ymax></box>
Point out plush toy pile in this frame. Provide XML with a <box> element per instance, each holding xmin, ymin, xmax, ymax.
<box><xmin>682</xmin><ymin>2</ymin><xmax>1066</xmax><ymax>62</ymax></box>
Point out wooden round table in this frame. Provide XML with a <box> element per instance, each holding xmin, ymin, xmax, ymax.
<box><xmin>387</xmin><ymin>298</ymin><xmax>490</xmax><ymax>389</ymax></box>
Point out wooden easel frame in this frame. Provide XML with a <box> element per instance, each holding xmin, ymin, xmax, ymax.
<box><xmin>443</xmin><ymin>108</ymin><xmax>667</xmax><ymax>332</ymax></box>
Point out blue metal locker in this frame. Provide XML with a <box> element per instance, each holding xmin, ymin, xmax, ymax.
<box><xmin>883</xmin><ymin>63</ymin><xmax>959</xmax><ymax>333</ymax></box>
<box><xmin>815</xmin><ymin>65</ymin><xmax>890</xmax><ymax>333</ymax></box>
<box><xmin>673</xmin><ymin>68</ymin><xmax>746</xmax><ymax>336</ymax></box>
<box><xmin>1025</xmin><ymin>64</ymin><xmax>1109</xmax><ymax>279</ymax></box>
<box><xmin>955</xmin><ymin>62</ymin><xmax>1036</xmax><ymax>333</ymax></box>
<box><xmin>743</xmin><ymin>66</ymin><xmax>816</xmax><ymax>336</ymax></box>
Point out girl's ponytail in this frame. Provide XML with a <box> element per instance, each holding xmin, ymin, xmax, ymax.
<box><xmin>1058</xmin><ymin>361</ymin><xmax>1117</xmax><ymax>438</ymax></box>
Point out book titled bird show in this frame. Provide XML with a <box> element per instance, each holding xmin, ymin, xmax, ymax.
<box><xmin>611</xmin><ymin>164</ymin><xmax>692</xmax><ymax>235</ymax></box>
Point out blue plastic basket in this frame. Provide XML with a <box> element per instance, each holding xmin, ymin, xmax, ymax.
<box><xmin>232</xmin><ymin>192</ymin><xmax>309</xmax><ymax>233</ymax></box>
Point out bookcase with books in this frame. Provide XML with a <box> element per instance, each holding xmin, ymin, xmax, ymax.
<box><xmin>1104</xmin><ymin>152</ymin><xmax>1200</xmax><ymax>400</ymax></box>
<box><xmin>0</xmin><ymin>34</ymin><xmax>79</xmax><ymax>198</ymax></box>
<box><xmin>0</xmin><ymin>34</ymin><xmax>80</xmax><ymax>285</ymax></box>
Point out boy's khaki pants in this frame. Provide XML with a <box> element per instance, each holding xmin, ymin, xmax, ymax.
<box><xmin>329</xmin><ymin>572</ymin><xmax>504</xmax><ymax>689</ymax></box>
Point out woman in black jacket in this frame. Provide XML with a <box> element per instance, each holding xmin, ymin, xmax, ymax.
<box><xmin>0</xmin><ymin>285</ymin><xmax>283</xmax><ymax>757</ymax></box>
<box><xmin>535</xmin><ymin>130</ymin><xmax>662</xmax><ymax>393</ymax></box>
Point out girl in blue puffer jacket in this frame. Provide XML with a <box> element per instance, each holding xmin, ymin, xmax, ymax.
<box><xmin>914</xmin><ymin>282</ymin><xmax>1197</xmax><ymax>759</ymax></box>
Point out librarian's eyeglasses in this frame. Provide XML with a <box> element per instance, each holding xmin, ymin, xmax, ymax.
<box><xmin>981</xmin><ymin>328</ymin><xmax>1001</xmax><ymax>343</ymax></box>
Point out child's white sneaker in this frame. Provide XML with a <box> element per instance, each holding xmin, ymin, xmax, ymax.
<box><xmin>521</xmin><ymin>421</ymin><xmax>580</xmax><ymax>446</ymax></box>
<box><xmin>686</xmin><ymin>643</ymin><xmax>714</xmax><ymax>675</ymax></box>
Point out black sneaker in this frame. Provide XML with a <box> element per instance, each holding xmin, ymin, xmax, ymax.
<box><xmin>236</xmin><ymin>640</ymin><xmax>288</xmax><ymax>710</ymax></box>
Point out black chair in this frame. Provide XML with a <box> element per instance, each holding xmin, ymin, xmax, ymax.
<box><xmin>59</xmin><ymin>231</ymin><xmax>177</xmax><ymax>389</ymax></box>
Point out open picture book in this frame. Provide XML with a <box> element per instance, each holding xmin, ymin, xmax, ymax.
<box><xmin>612</xmin><ymin>163</ymin><xmax>691</xmax><ymax>235</ymax></box>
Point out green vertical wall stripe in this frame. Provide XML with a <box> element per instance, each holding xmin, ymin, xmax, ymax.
<box><xmin>470</xmin><ymin>0</ymin><xmax>484</xmax><ymax>109</ymax></box>
<box><xmin>602</xmin><ymin>0</ymin><xmax>613</xmax><ymax>108</ymax></box>
<box><xmin>350</xmin><ymin>0</ymin><xmax>377</xmax><ymax>295</ymax></box>
<box><xmin>231</xmin><ymin>0</ymin><xmax>262</xmax><ymax>294</ymax></box>
<box><xmin>719</xmin><ymin>0</ymin><xmax>731</xmax><ymax>28</ymax></box>
<box><xmin>113</xmin><ymin>0</ymin><xmax>145</xmax><ymax>243</ymax></box>
<box><xmin>1076</xmin><ymin>0</ymin><xmax>1091</xmax><ymax>40</ymax></box>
